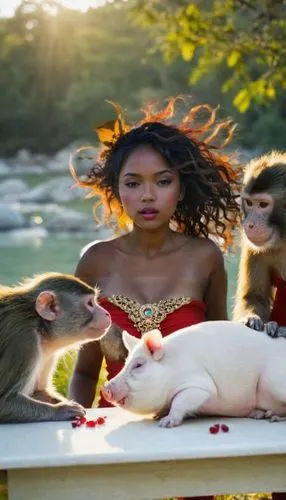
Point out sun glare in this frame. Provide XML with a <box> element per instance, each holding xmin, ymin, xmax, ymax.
<box><xmin>61</xmin><ymin>0</ymin><xmax>108</xmax><ymax>11</ymax></box>
<box><xmin>0</xmin><ymin>0</ymin><xmax>108</xmax><ymax>18</ymax></box>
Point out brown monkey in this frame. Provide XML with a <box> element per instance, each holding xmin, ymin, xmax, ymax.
<box><xmin>234</xmin><ymin>151</ymin><xmax>286</xmax><ymax>337</ymax></box>
<box><xmin>0</xmin><ymin>272</ymin><xmax>111</xmax><ymax>423</ymax></box>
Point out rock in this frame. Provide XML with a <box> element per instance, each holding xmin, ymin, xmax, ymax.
<box><xmin>0</xmin><ymin>203</ymin><xmax>27</xmax><ymax>230</ymax></box>
<box><xmin>0</xmin><ymin>160</ymin><xmax>10</xmax><ymax>175</ymax></box>
<box><xmin>33</xmin><ymin>154</ymin><xmax>49</xmax><ymax>166</ymax></box>
<box><xmin>19</xmin><ymin>177</ymin><xmax>88</xmax><ymax>203</ymax></box>
<box><xmin>0</xmin><ymin>178</ymin><xmax>29</xmax><ymax>201</ymax></box>
<box><xmin>13</xmin><ymin>165</ymin><xmax>46</xmax><ymax>174</ymax></box>
<box><xmin>47</xmin><ymin>147</ymin><xmax>75</xmax><ymax>172</ymax></box>
<box><xmin>0</xmin><ymin>227</ymin><xmax>48</xmax><ymax>246</ymax></box>
<box><xmin>15</xmin><ymin>149</ymin><xmax>32</xmax><ymax>165</ymax></box>
<box><xmin>43</xmin><ymin>207</ymin><xmax>95</xmax><ymax>233</ymax></box>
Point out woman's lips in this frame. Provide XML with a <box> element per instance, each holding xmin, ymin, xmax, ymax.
<box><xmin>139</xmin><ymin>209</ymin><xmax>159</xmax><ymax>220</ymax></box>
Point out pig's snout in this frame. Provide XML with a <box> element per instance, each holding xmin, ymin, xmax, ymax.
<box><xmin>101</xmin><ymin>380</ymin><xmax>129</xmax><ymax>406</ymax></box>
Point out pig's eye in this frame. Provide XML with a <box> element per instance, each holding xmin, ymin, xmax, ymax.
<box><xmin>133</xmin><ymin>360</ymin><xmax>145</xmax><ymax>370</ymax></box>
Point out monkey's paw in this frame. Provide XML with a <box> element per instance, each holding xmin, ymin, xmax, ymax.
<box><xmin>159</xmin><ymin>414</ymin><xmax>183</xmax><ymax>428</ymax></box>
<box><xmin>264</xmin><ymin>410</ymin><xmax>286</xmax><ymax>422</ymax></box>
<box><xmin>276</xmin><ymin>326</ymin><xmax>286</xmax><ymax>338</ymax></box>
<box><xmin>265</xmin><ymin>321</ymin><xmax>279</xmax><ymax>337</ymax></box>
<box><xmin>244</xmin><ymin>315</ymin><xmax>264</xmax><ymax>331</ymax></box>
<box><xmin>248</xmin><ymin>408</ymin><xmax>268</xmax><ymax>420</ymax></box>
<box><xmin>54</xmin><ymin>401</ymin><xmax>86</xmax><ymax>421</ymax></box>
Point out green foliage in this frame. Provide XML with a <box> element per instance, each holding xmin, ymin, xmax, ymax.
<box><xmin>0</xmin><ymin>0</ymin><xmax>183</xmax><ymax>154</ymax></box>
<box><xmin>0</xmin><ymin>0</ymin><xmax>285</xmax><ymax>155</ymax></box>
<box><xmin>53</xmin><ymin>350</ymin><xmax>76</xmax><ymax>398</ymax></box>
<box><xmin>132</xmin><ymin>0</ymin><xmax>286</xmax><ymax>113</ymax></box>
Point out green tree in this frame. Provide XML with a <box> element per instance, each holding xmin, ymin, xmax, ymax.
<box><xmin>132</xmin><ymin>0</ymin><xmax>286</xmax><ymax>112</ymax></box>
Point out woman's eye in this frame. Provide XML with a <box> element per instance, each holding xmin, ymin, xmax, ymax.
<box><xmin>245</xmin><ymin>199</ymin><xmax>253</xmax><ymax>207</ymax></box>
<box><xmin>125</xmin><ymin>182</ymin><xmax>139</xmax><ymax>188</ymax></box>
<box><xmin>158</xmin><ymin>179</ymin><xmax>172</xmax><ymax>186</ymax></box>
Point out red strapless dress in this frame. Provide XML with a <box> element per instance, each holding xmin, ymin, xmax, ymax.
<box><xmin>270</xmin><ymin>272</ymin><xmax>286</xmax><ymax>325</ymax></box>
<box><xmin>98</xmin><ymin>297</ymin><xmax>206</xmax><ymax>407</ymax></box>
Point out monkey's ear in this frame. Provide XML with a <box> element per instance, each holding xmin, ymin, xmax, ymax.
<box><xmin>35</xmin><ymin>291</ymin><xmax>60</xmax><ymax>321</ymax></box>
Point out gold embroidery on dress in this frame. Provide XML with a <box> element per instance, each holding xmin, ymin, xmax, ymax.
<box><xmin>107</xmin><ymin>295</ymin><xmax>192</xmax><ymax>336</ymax></box>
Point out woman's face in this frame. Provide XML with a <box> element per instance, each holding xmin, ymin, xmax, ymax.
<box><xmin>118</xmin><ymin>145</ymin><xmax>182</xmax><ymax>230</ymax></box>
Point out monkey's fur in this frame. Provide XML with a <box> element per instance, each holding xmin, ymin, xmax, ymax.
<box><xmin>234</xmin><ymin>151</ymin><xmax>286</xmax><ymax>337</ymax></box>
<box><xmin>0</xmin><ymin>272</ymin><xmax>111</xmax><ymax>423</ymax></box>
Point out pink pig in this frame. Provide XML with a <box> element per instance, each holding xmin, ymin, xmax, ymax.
<box><xmin>101</xmin><ymin>320</ymin><xmax>286</xmax><ymax>427</ymax></box>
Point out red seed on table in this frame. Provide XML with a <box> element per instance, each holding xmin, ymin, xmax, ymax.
<box><xmin>86</xmin><ymin>420</ymin><xmax>97</xmax><ymax>427</ymax></box>
<box><xmin>221</xmin><ymin>424</ymin><xmax>229</xmax><ymax>433</ymax></box>
<box><xmin>209</xmin><ymin>424</ymin><xmax>220</xmax><ymax>434</ymax></box>
<box><xmin>96</xmin><ymin>417</ymin><xmax>106</xmax><ymax>425</ymax></box>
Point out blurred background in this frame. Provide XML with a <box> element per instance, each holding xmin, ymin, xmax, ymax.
<box><xmin>0</xmin><ymin>0</ymin><xmax>285</xmax><ymax>313</ymax></box>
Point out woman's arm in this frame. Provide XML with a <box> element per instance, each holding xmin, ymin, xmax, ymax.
<box><xmin>68</xmin><ymin>341</ymin><xmax>103</xmax><ymax>407</ymax></box>
<box><xmin>204</xmin><ymin>246</ymin><xmax>228</xmax><ymax>321</ymax></box>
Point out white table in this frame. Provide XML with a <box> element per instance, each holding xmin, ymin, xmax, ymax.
<box><xmin>1</xmin><ymin>408</ymin><xmax>286</xmax><ymax>500</ymax></box>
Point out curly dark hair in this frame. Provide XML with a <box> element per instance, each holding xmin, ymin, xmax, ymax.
<box><xmin>70</xmin><ymin>98</ymin><xmax>242</xmax><ymax>249</ymax></box>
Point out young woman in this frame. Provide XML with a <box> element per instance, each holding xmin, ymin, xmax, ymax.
<box><xmin>68</xmin><ymin>98</ymin><xmax>240</xmax><ymax>500</ymax></box>
<box><xmin>68</xmin><ymin>98</ymin><xmax>240</xmax><ymax>412</ymax></box>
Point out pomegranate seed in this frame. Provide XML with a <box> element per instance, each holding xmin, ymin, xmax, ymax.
<box><xmin>86</xmin><ymin>420</ymin><xmax>96</xmax><ymax>428</ymax></box>
<box><xmin>96</xmin><ymin>417</ymin><xmax>106</xmax><ymax>425</ymax></box>
<box><xmin>221</xmin><ymin>424</ymin><xmax>229</xmax><ymax>433</ymax></box>
<box><xmin>209</xmin><ymin>424</ymin><xmax>220</xmax><ymax>434</ymax></box>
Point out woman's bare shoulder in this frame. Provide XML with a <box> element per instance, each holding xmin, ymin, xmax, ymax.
<box><xmin>80</xmin><ymin>238</ymin><xmax>119</xmax><ymax>260</ymax></box>
<box><xmin>75</xmin><ymin>237</ymin><xmax>120</xmax><ymax>285</ymax></box>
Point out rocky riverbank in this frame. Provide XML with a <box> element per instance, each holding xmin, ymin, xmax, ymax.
<box><xmin>0</xmin><ymin>145</ymin><xmax>113</xmax><ymax>238</ymax></box>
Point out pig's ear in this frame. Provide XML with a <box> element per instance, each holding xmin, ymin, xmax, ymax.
<box><xmin>143</xmin><ymin>329</ymin><xmax>164</xmax><ymax>361</ymax></box>
<box><xmin>122</xmin><ymin>330</ymin><xmax>139</xmax><ymax>352</ymax></box>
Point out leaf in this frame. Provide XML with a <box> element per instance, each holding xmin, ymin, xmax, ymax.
<box><xmin>186</xmin><ymin>4</ymin><xmax>200</xmax><ymax>18</ymax></box>
<box><xmin>222</xmin><ymin>77</ymin><xmax>235</xmax><ymax>93</ymax></box>
<box><xmin>189</xmin><ymin>66</ymin><xmax>202</xmax><ymax>84</ymax></box>
<box><xmin>233</xmin><ymin>88</ymin><xmax>251</xmax><ymax>113</ymax></box>
<box><xmin>181</xmin><ymin>42</ymin><xmax>195</xmax><ymax>61</ymax></box>
<box><xmin>227</xmin><ymin>50</ymin><xmax>240</xmax><ymax>68</ymax></box>
<box><xmin>265</xmin><ymin>85</ymin><xmax>276</xmax><ymax>99</ymax></box>
<box><xmin>95</xmin><ymin>120</ymin><xmax>116</xmax><ymax>145</ymax></box>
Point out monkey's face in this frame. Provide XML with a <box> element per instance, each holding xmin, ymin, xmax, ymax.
<box><xmin>241</xmin><ymin>191</ymin><xmax>281</xmax><ymax>250</ymax></box>
<box><xmin>36</xmin><ymin>290</ymin><xmax>111</xmax><ymax>344</ymax></box>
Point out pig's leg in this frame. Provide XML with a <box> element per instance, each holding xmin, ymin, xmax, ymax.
<box><xmin>159</xmin><ymin>388</ymin><xmax>211</xmax><ymax>428</ymax></box>
<box><xmin>258</xmin><ymin>359</ymin><xmax>286</xmax><ymax>422</ymax></box>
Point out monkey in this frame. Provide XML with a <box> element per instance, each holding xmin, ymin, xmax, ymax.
<box><xmin>0</xmin><ymin>272</ymin><xmax>111</xmax><ymax>423</ymax></box>
<box><xmin>233</xmin><ymin>151</ymin><xmax>286</xmax><ymax>338</ymax></box>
